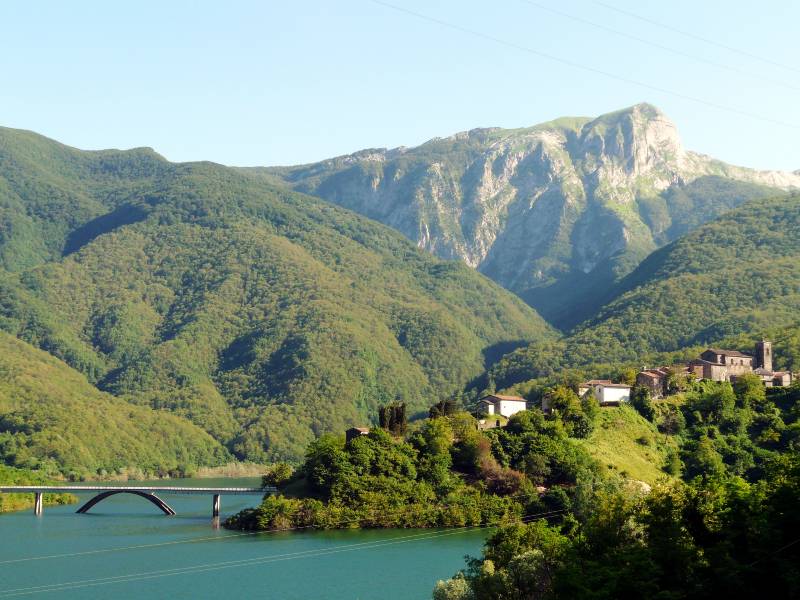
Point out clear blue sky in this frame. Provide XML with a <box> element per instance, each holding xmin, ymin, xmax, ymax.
<box><xmin>1</xmin><ymin>0</ymin><xmax>798</xmax><ymax>170</ymax></box>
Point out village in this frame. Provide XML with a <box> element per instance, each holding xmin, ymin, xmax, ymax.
<box><xmin>474</xmin><ymin>340</ymin><xmax>794</xmax><ymax>425</ymax></box>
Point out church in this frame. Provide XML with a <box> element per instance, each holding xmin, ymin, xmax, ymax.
<box><xmin>637</xmin><ymin>340</ymin><xmax>793</xmax><ymax>398</ymax></box>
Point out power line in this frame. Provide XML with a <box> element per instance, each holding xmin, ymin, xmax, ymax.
<box><xmin>516</xmin><ymin>0</ymin><xmax>800</xmax><ymax>93</ymax></box>
<box><xmin>0</xmin><ymin>529</ymin><xmax>471</xmax><ymax>597</ymax></box>
<box><xmin>593</xmin><ymin>0</ymin><xmax>800</xmax><ymax>76</ymax></box>
<box><xmin>0</xmin><ymin>532</ymin><xmax>254</xmax><ymax>566</ymax></box>
<box><xmin>746</xmin><ymin>536</ymin><xmax>800</xmax><ymax>568</ymax></box>
<box><xmin>0</xmin><ymin>491</ymin><xmax>556</xmax><ymax>565</ymax></box>
<box><xmin>368</xmin><ymin>0</ymin><xmax>800</xmax><ymax>129</ymax></box>
<box><xmin>0</xmin><ymin>511</ymin><xmax>564</xmax><ymax>597</ymax></box>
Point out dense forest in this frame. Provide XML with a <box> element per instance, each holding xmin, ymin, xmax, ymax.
<box><xmin>0</xmin><ymin>332</ymin><xmax>229</xmax><ymax>478</ymax></box>
<box><xmin>432</xmin><ymin>377</ymin><xmax>800</xmax><ymax>599</ymax></box>
<box><xmin>0</xmin><ymin>126</ymin><xmax>552</xmax><ymax>471</ymax></box>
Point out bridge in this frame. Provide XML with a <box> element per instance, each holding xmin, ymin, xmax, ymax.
<box><xmin>0</xmin><ymin>485</ymin><xmax>275</xmax><ymax>519</ymax></box>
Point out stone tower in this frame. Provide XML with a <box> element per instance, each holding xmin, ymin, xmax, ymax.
<box><xmin>756</xmin><ymin>340</ymin><xmax>773</xmax><ymax>372</ymax></box>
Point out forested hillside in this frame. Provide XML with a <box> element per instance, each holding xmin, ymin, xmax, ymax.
<box><xmin>433</xmin><ymin>378</ymin><xmax>800</xmax><ymax>599</ymax></box>
<box><xmin>486</xmin><ymin>195</ymin><xmax>800</xmax><ymax>390</ymax></box>
<box><xmin>0</xmin><ymin>464</ymin><xmax>73</xmax><ymax>512</ymax></box>
<box><xmin>0</xmin><ymin>127</ymin><xmax>553</xmax><ymax>468</ymax></box>
<box><xmin>569</xmin><ymin>195</ymin><xmax>800</xmax><ymax>358</ymax></box>
<box><xmin>0</xmin><ymin>333</ymin><xmax>229</xmax><ymax>478</ymax></box>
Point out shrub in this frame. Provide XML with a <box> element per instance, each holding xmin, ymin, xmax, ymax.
<box><xmin>262</xmin><ymin>462</ymin><xmax>294</xmax><ymax>487</ymax></box>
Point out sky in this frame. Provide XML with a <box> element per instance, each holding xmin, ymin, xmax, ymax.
<box><xmin>1</xmin><ymin>0</ymin><xmax>798</xmax><ymax>171</ymax></box>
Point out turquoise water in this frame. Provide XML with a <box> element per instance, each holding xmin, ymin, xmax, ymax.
<box><xmin>0</xmin><ymin>478</ymin><xmax>485</xmax><ymax>599</ymax></box>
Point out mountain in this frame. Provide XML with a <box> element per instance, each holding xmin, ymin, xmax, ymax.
<box><xmin>261</xmin><ymin>103</ymin><xmax>800</xmax><ymax>328</ymax></box>
<box><xmin>568</xmin><ymin>194</ymin><xmax>800</xmax><ymax>360</ymax></box>
<box><xmin>0</xmin><ymin>126</ymin><xmax>553</xmax><ymax>465</ymax></box>
<box><xmin>0</xmin><ymin>332</ymin><xmax>229</xmax><ymax>478</ymax></box>
<box><xmin>485</xmin><ymin>194</ymin><xmax>800</xmax><ymax>389</ymax></box>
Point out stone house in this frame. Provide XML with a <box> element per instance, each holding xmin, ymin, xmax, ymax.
<box><xmin>636</xmin><ymin>368</ymin><xmax>671</xmax><ymax>398</ymax></box>
<box><xmin>640</xmin><ymin>340</ymin><xmax>793</xmax><ymax>396</ymax></box>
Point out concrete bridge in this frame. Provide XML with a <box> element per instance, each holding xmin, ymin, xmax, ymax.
<box><xmin>0</xmin><ymin>485</ymin><xmax>275</xmax><ymax>519</ymax></box>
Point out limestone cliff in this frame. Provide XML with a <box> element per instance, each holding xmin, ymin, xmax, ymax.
<box><xmin>263</xmin><ymin>104</ymin><xmax>799</xmax><ymax>328</ymax></box>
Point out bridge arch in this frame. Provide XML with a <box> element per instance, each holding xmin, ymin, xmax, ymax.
<box><xmin>76</xmin><ymin>490</ymin><xmax>176</xmax><ymax>515</ymax></box>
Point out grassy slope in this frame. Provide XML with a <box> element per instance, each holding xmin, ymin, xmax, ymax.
<box><xmin>0</xmin><ymin>332</ymin><xmax>230</xmax><ymax>477</ymax></box>
<box><xmin>0</xmin><ymin>127</ymin><xmax>554</xmax><ymax>466</ymax></box>
<box><xmin>582</xmin><ymin>405</ymin><xmax>676</xmax><ymax>486</ymax></box>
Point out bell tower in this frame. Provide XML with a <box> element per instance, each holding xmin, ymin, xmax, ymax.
<box><xmin>756</xmin><ymin>340</ymin><xmax>772</xmax><ymax>372</ymax></box>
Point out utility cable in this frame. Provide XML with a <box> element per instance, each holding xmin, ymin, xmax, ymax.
<box><xmin>593</xmin><ymin>0</ymin><xmax>800</xmax><ymax>76</ymax></box>
<box><xmin>0</xmin><ymin>510</ymin><xmax>563</xmax><ymax>597</ymax></box>
<box><xmin>516</xmin><ymin>0</ymin><xmax>800</xmax><ymax>92</ymax></box>
<box><xmin>369</xmin><ymin>0</ymin><xmax>800</xmax><ymax>129</ymax></box>
<box><xmin>0</xmin><ymin>491</ymin><xmax>558</xmax><ymax>565</ymax></box>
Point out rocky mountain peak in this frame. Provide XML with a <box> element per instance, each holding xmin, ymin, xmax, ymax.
<box><xmin>267</xmin><ymin>103</ymin><xmax>797</xmax><ymax>329</ymax></box>
<box><xmin>577</xmin><ymin>103</ymin><xmax>685</xmax><ymax>181</ymax></box>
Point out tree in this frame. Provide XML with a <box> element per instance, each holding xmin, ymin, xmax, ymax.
<box><xmin>262</xmin><ymin>462</ymin><xmax>293</xmax><ymax>487</ymax></box>
<box><xmin>666</xmin><ymin>367</ymin><xmax>691</xmax><ymax>395</ymax></box>
<box><xmin>663</xmin><ymin>448</ymin><xmax>682</xmax><ymax>476</ymax></box>
<box><xmin>658</xmin><ymin>404</ymin><xmax>686</xmax><ymax>435</ymax></box>
<box><xmin>430</xmin><ymin>398</ymin><xmax>459</xmax><ymax>419</ymax></box>
<box><xmin>432</xmin><ymin>573</ymin><xmax>474</xmax><ymax>600</ymax></box>
<box><xmin>683</xmin><ymin>436</ymin><xmax>725</xmax><ymax>480</ymax></box>
<box><xmin>411</xmin><ymin>418</ymin><xmax>455</xmax><ymax>492</ymax></box>
<box><xmin>303</xmin><ymin>434</ymin><xmax>352</xmax><ymax>498</ymax></box>
<box><xmin>630</xmin><ymin>385</ymin><xmax>655</xmax><ymax>421</ymax></box>
<box><xmin>379</xmin><ymin>402</ymin><xmax>407</xmax><ymax>436</ymax></box>
<box><xmin>732</xmin><ymin>373</ymin><xmax>766</xmax><ymax>409</ymax></box>
<box><xmin>617</xmin><ymin>367</ymin><xmax>637</xmax><ymax>386</ymax></box>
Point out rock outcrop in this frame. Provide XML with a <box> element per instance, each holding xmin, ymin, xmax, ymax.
<box><xmin>265</xmin><ymin>104</ymin><xmax>800</xmax><ymax>328</ymax></box>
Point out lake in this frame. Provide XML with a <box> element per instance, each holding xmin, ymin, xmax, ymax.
<box><xmin>0</xmin><ymin>478</ymin><xmax>486</xmax><ymax>599</ymax></box>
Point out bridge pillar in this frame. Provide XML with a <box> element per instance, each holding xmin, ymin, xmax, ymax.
<box><xmin>34</xmin><ymin>492</ymin><xmax>43</xmax><ymax>516</ymax></box>
<box><xmin>212</xmin><ymin>494</ymin><xmax>221</xmax><ymax>518</ymax></box>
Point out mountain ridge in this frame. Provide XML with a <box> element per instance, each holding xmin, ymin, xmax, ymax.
<box><xmin>259</xmin><ymin>103</ymin><xmax>799</xmax><ymax>328</ymax></box>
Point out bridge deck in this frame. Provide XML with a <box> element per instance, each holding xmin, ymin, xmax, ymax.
<box><xmin>0</xmin><ymin>486</ymin><xmax>274</xmax><ymax>495</ymax></box>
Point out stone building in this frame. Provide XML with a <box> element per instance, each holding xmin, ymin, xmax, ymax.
<box><xmin>636</xmin><ymin>367</ymin><xmax>677</xmax><ymax>398</ymax></box>
<box><xmin>639</xmin><ymin>340</ymin><xmax>792</xmax><ymax>397</ymax></box>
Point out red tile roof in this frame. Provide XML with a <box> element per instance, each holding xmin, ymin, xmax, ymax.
<box><xmin>638</xmin><ymin>371</ymin><xmax>662</xmax><ymax>379</ymax></box>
